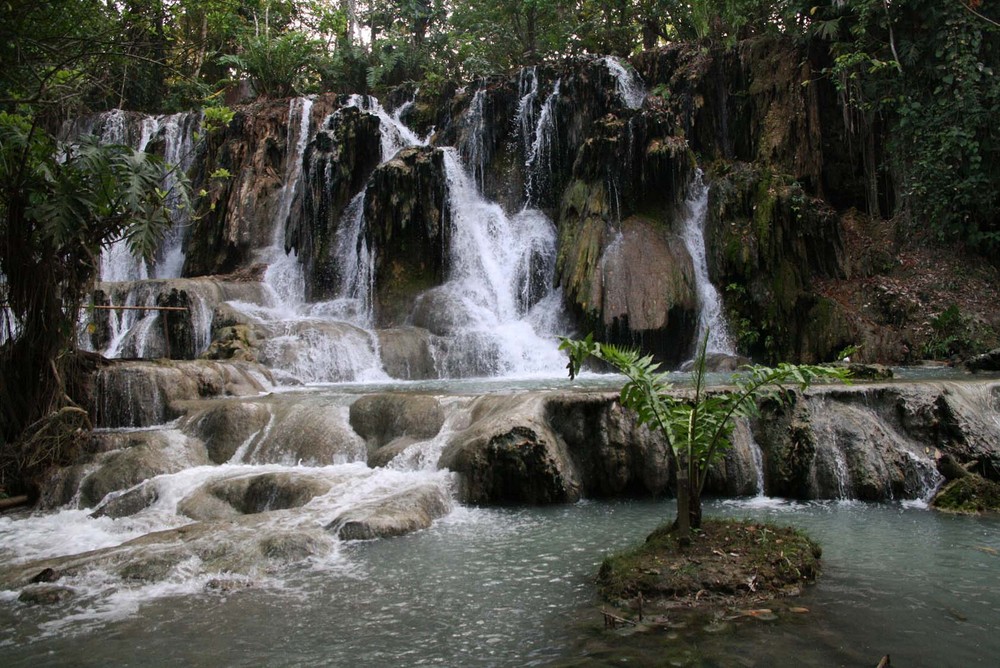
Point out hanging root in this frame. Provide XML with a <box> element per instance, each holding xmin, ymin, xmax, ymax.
<box><xmin>0</xmin><ymin>406</ymin><xmax>92</xmax><ymax>499</ymax></box>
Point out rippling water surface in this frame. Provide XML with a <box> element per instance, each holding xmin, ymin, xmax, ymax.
<box><xmin>2</xmin><ymin>499</ymin><xmax>998</xmax><ymax>666</ymax></box>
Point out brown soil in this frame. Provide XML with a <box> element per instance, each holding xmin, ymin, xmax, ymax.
<box><xmin>817</xmin><ymin>212</ymin><xmax>1000</xmax><ymax>363</ymax></box>
<box><xmin>597</xmin><ymin>519</ymin><xmax>820</xmax><ymax>623</ymax></box>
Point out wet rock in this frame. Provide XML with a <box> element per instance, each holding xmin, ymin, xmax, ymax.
<box><xmin>185</xmin><ymin>95</ymin><xmax>338</xmax><ymax>276</ymax></box>
<box><xmin>295</xmin><ymin>104</ymin><xmax>383</xmax><ymax>300</ymax></box>
<box><xmin>90</xmin><ymin>483</ymin><xmax>159</xmax><ymax>519</ymax></box>
<box><xmin>545</xmin><ymin>392</ymin><xmax>673</xmax><ymax>497</ymax></box>
<box><xmin>937</xmin><ymin>454</ymin><xmax>970</xmax><ymax>481</ymax></box>
<box><xmin>441</xmin><ymin>393</ymin><xmax>581</xmax><ymax>504</ymax></box>
<box><xmin>18</xmin><ymin>584</ymin><xmax>76</xmax><ymax>605</ymax></box>
<box><xmin>965</xmin><ymin>348</ymin><xmax>1000</xmax><ymax>373</ymax></box>
<box><xmin>330</xmin><ymin>484</ymin><xmax>451</xmax><ymax>540</ymax></box>
<box><xmin>368</xmin><ymin>437</ymin><xmax>421</xmax><ymax>468</ymax></box>
<box><xmin>349</xmin><ymin>393</ymin><xmax>445</xmax><ymax>460</ymax></box>
<box><xmin>255</xmin><ymin>319</ymin><xmax>381</xmax><ymax>384</ymax></box>
<box><xmin>91</xmin><ymin>360</ymin><xmax>273</xmax><ymax>428</ymax></box>
<box><xmin>706</xmin><ymin>163</ymin><xmax>849</xmax><ymax>364</ymax></box>
<box><xmin>225</xmin><ymin>396</ymin><xmax>365</xmax><ymax>465</ymax></box>
<box><xmin>376</xmin><ymin>327</ymin><xmax>439</xmax><ymax>380</ymax></box>
<box><xmin>178</xmin><ymin>472</ymin><xmax>334</xmax><ymax>521</ymax></box>
<box><xmin>86</xmin><ymin>278</ymin><xmax>271</xmax><ymax>361</ymax></box>
<box><xmin>557</xmin><ymin>204</ymin><xmax>699</xmax><ymax>367</ymax></box>
<box><xmin>205</xmin><ymin>577</ymin><xmax>254</xmax><ymax>592</ymax></box>
<box><xmin>931</xmin><ymin>474</ymin><xmax>1000</xmax><ymax>514</ymax></box>
<box><xmin>29</xmin><ymin>568</ymin><xmax>60</xmax><ymax>583</ymax></box>
<box><xmin>183</xmin><ymin>401</ymin><xmax>273</xmax><ymax>464</ymax></box>
<box><xmin>78</xmin><ymin>431</ymin><xmax>210</xmax><ymax>509</ymax></box>
<box><xmin>202</xmin><ymin>324</ymin><xmax>266</xmax><ymax>362</ymax></box>
<box><xmin>409</xmin><ymin>288</ymin><xmax>470</xmax><ymax>337</ymax></box>
<box><xmin>363</xmin><ymin>146</ymin><xmax>450</xmax><ymax>327</ymax></box>
<box><xmin>678</xmin><ymin>352</ymin><xmax>751</xmax><ymax>373</ymax></box>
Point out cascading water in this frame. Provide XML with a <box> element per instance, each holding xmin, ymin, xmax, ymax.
<box><xmin>679</xmin><ymin>169</ymin><xmax>735</xmax><ymax>355</ymax></box>
<box><xmin>601</xmin><ymin>56</ymin><xmax>646</xmax><ymax>110</ymax></box>
<box><xmin>153</xmin><ymin>112</ymin><xmax>202</xmax><ymax>279</ymax></box>
<box><xmin>460</xmin><ymin>87</ymin><xmax>488</xmax><ymax>189</ymax></box>
<box><xmin>260</xmin><ymin>96</ymin><xmax>315</xmax><ymax>309</ymax></box>
<box><xmin>515</xmin><ymin>67</ymin><xmax>539</xmax><ymax>152</ymax></box>
<box><xmin>423</xmin><ymin>150</ymin><xmax>567</xmax><ymax>377</ymax></box>
<box><xmin>344</xmin><ymin>94</ymin><xmax>427</xmax><ymax>159</ymax></box>
<box><xmin>524</xmin><ymin>80</ymin><xmax>560</xmax><ymax>206</ymax></box>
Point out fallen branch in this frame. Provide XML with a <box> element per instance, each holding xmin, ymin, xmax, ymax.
<box><xmin>0</xmin><ymin>495</ymin><xmax>30</xmax><ymax>511</ymax></box>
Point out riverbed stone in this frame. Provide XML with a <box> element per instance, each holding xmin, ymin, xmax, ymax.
<box><xmin>329</xmin><ymin>483</ymin><xmax>452</xmax><ymax>540</ymax></box>
<box><xmin>376</xmin><ymin>327</ymin><xmax>439</xmax><ymax>380</ymax></box>
<box><xmin>183</xmin><ymin>400</ymin><xmax>273</xmax><ymax>464</ymax></box>
<box><xmin>90</xmin><ymin>483</ymin><xmax>159</xmax><ymax>519</ymax></box>
<box><xmin>91</xmin><ymin>360</ymin><xmax>273</xmax><ymax>428</ymax></box>
<box><xmin>17</xmin><ymin>584</ymin><xmax>76</xmax><ymax>605</ymax></box>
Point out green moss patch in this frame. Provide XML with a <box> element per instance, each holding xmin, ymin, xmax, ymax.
<box><xmin>598</xmin><ymin>519</ymin><xmax>821</xmax><ymax>613</ymax></box>
<box><xmin>932</xmin><ymin>476</ymin><xmax>1000</xmax><ymax>514</ymax></box>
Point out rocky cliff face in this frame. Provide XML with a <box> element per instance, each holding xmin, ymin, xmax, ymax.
<box><xmin>81</xmin><ymin>37</ymin><xmax>999</xmax><ymax>375</ymax></box>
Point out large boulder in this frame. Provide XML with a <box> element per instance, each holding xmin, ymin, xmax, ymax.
<box><xmin>185</xmin><ymin>95</ymin><xmax>338</xmax><ymax>276</ymax></box>
<box><xmin>363</xmin><ymin>146</ymin><xmax>450</xmax><ymax>327</ymax></box>
<box><xmin>182</xmin><ymin>400</ymin><xmax>274</xmax><ymax>464</ymax></box>
<box><xmin>294</xmin><ymin>104</ymin><xmax>383</xmax><ymax>300</ymax></box>
<box><xmin>177</xmin><ymin>471</ymin><xmax>335</xmax><ymax>521</ymax></box>
<box><xmin>440</xmin><ymin>393</ymin><xmax>581</xmax><ymax>504</ymax></box>
<box><xmin>376</xmin><ymin>327</ymin><xmax>439</xmax><ymax>380</ymax></box>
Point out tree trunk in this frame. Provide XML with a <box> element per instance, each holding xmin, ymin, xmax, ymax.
<box><xmin>675</xmin><ymin>463</ymin><xmax>691</xmax><ymax>545</ymax></box>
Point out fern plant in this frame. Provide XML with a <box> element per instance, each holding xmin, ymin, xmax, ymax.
<box><xmin>561</xmin><ymin>332</ymin><xmax>850</xmax><ymax>538</ymax></box>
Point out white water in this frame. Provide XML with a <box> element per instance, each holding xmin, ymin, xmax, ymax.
<box><xmin>601</xmin><ymin>56</ymin><xmax>646</xmax><ymax>110</ymax></box>
<box><xmin>679</xmin><ymin>169</ymin><xmax>735</xmax><ymax>354</ymax></box>
<box><xmin>69</xmin><ymin>109</ymin><xmax>202</xmax><ymax>283</ymax></box>
<box><xmin>460</xmin><ymin>87</ymin><xmax>488</xmax><ymax>189</ymax></box>
<box><xmin>524</xmin><ymin>80</ymin><xmax>560</xmax><ymax>206</ymax></box>
<box><xmin>344</xmin><ymin>94</ymin><xmax>428</xmax><ymax>159</ymax></box>
<box><xmin>747</xmin><ymin>429</ymin><xmax>767</xmax><ymax>496</ymax></box>
<box><xmin>260</xmin><ymin>96</ymin><xmax>315</xmax><ymax>308</ymax></box>
<box><xmin>428</xmin><ymin>150</ymin><xmax>567</xmax><ymax>376</ymax></box>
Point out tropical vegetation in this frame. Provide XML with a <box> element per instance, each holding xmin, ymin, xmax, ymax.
<box><xmin>561</xmin><ymin>333</ymin><xmax>851</xmax><ymax>536</ymax></box>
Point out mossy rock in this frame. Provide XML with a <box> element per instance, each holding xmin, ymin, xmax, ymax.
<box><xmin>931</xmin><ymin>475</ymin><xmax>1000</xmax><ymax>514</ymax></box>
<box><xmin>598</xmin><ymin>519</ymin><xmax>821</xmax><ymax>608</ymax></box>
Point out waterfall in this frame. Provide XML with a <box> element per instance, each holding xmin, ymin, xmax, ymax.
<box><xmin>153</xmin><ymin>112</ymin><xmax>202</xmax><ymax>279</ymax></box>
<box><xmin>344</xmin><ymin>94</ymin><xmax>427</xmax><ymax>159</ymax></box>
<box><xmin>261</xmin><ymin>96</ymin><xmax>315</xmax><ymax>309</ymax></box>
<box><xmin>748</xmin><ymin>431</ymin><xmax>767</xmax><ymax>497</ymax></box>
<box><xmin>460</xmin><ymin>87</ymin><xmax>488</xmax><ymax>189</ymax></box>
<box><xmin>601</xmin><ymin>56</ymin><xmax>646</xmax><ymax>110</ymax></box>
<box><xmin>679</xmin><ymin>169</ymin><xmax>735</xmax><ymax>355</ymax></box>
<box><xmin>427</xmin><ymin>150</ymin><xmax>566</xmax><ymax>376</ymax></box>
<box><xmin>64</xmin><ymin>109</ymin><xmax>202</xmax><ymax>283</ymax></box>
<box><xmin>318</xmin><ymin>191</ymin><xmax>374</xmax><ymax>326</ymax></box>
<box><xmin>515</xmin><ymin>67</ymin><xmax>539</xmax><ymax>153</ymax></box>
<box><xmin>524</xmin><ymin>80</ymin><xmax>560</xmax><ymax>206</ymax></box>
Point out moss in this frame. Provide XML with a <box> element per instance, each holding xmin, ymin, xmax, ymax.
<box><xmin>598</xmin><ymin>519</ymin><xmax>821</xmax><ymax>607</ymax></box>
<box><xmin>932</xmin><ymin>475</ymin><xmax>1000</xmax><ymax>514</ymax></box>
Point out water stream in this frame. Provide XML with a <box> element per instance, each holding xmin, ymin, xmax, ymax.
<box><xmin>679</xmin><ymin>169</ymin><xmax>735</xmax><ymax>355</ymax></box>
<box><xmin>2</xmin><ymin>499</ymin><xmax>997</xmax><ymax>666</ymax></box>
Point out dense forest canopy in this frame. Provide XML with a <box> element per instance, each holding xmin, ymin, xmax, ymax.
<box><xmin>2</xmin><ymin>1</ymin><xmax>997</xmax><ymax>241</ymax></box>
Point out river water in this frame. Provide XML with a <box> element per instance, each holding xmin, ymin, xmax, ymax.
<box><xmin>2</xmin><ymin>498</ymin><xmax>997</xmax><ymax>666</ymax></box>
